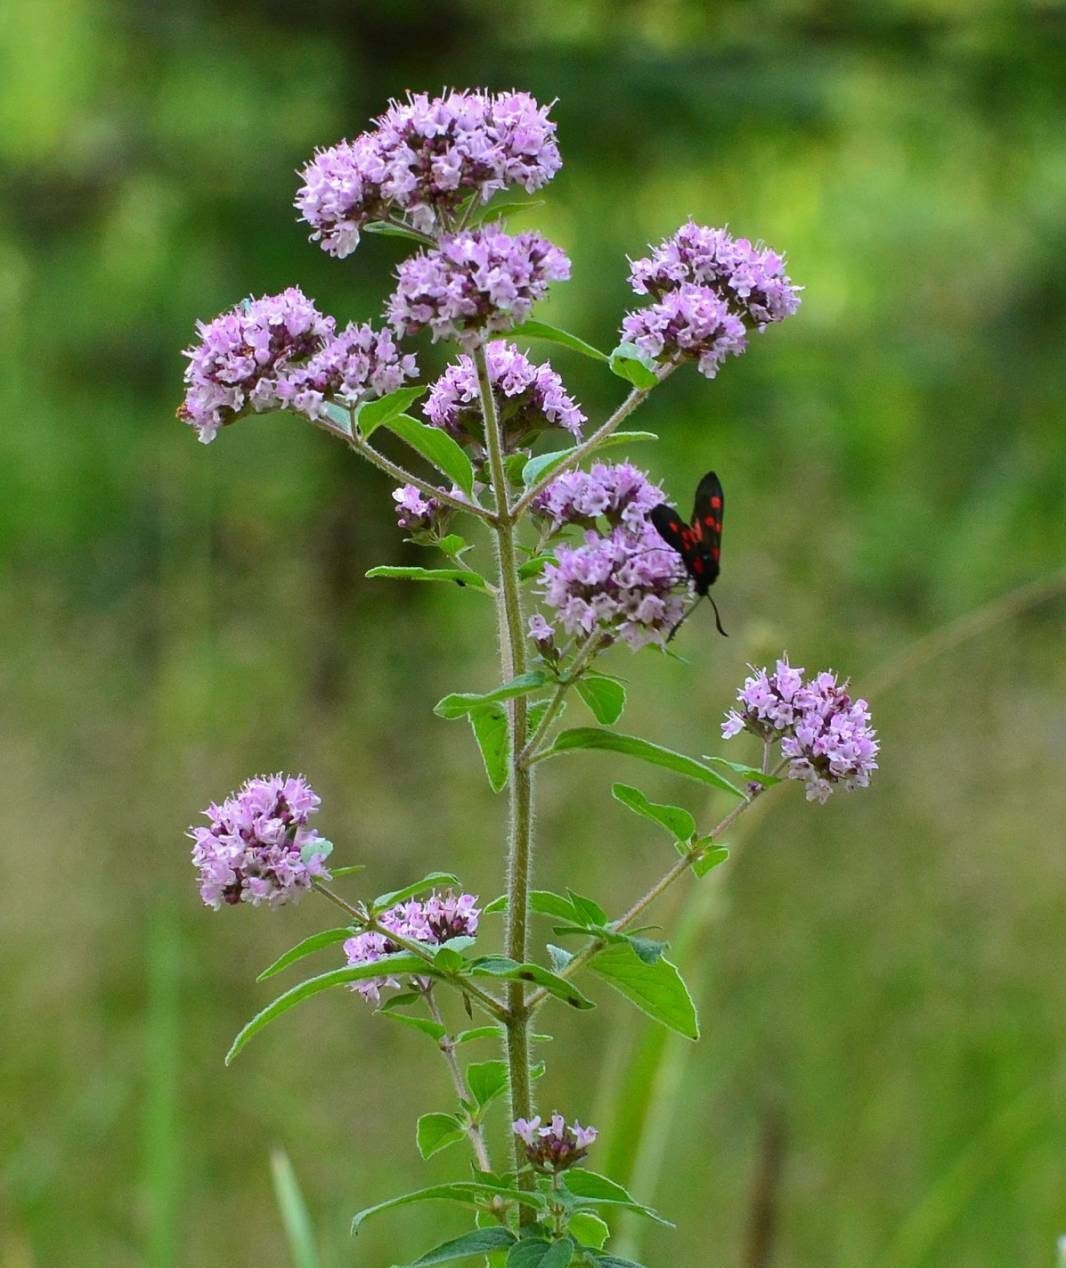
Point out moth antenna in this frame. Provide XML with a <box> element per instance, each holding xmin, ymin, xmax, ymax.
<box><xmin>667</xmin><ymin>596</ymin><xmax>704</xmax><ymax>643</ymax></box>
<box><xmin>708</xmin><ymin>594</ymin><xmax>728</xmax><ymax>638</ymax></box>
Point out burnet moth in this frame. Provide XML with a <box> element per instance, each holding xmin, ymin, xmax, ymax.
<box><xmin>650</xmin><ymin>470</ymin><xmax>728</xmax><ymax>639</ymax></box>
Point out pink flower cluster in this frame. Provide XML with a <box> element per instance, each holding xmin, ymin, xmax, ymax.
<box><xmin>722</xmin><ymin>657</ymin><xmax>879</xmax><ymax>803</ymax></box>
<box><xmin>295</xmin><ymin>89</ymin><xmax>561</xmax><ymax>258</ymax></box>
<box><xmin>622</xmin><ymin>222</ymin><xmax>801</xmax><ymax>379</ymax></box>
<box><xmin>513</xmin><ymin>1113</ymin><xmax>598</xmax><ymax>1173</ymax></box>
<box><xmin>531</xmin><ymin>461</ymin><xmax>664</xmax><ymax>533</ymax></box>
<box><xmin>533</xmin><ymin>462</ymin><xmax>689</xmax><ymax>649</ymax></box>
<box><xmin>392</xmin><ymin>484</ymin><xmax>444</xmax><ymax>534</ymax></box>
<box><xmin>386</xmin><ymin>225</ymin><xmax>570</xmax><ymax>348</ymax></box>
<box><xmin>189</xmin><ymin>774</ymin><xmax>331</xmax><ymax>909</ymax></box>
<box><xmin>343</xmin><ymin>892</ymin><xmax>481</xmax><ymax>1006</ymax></box>
<box><xmin>178</xmin><ymin>288</ymin><xmax>416</xmax><ymax>442</ymax></box>
<box><xmin>424</xmin><ymin>340</ymin><xmax>584</xmax><ymax>447</ymax></box>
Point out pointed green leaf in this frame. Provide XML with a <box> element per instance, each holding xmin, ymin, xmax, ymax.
<box><xmin>469</xmin><ymin>957</ymin><xmax>594</xmax><ymax>1009</ymax></box>
<box><xmin>384</xmin><ymin>1012</ymin><xmax>448</xmax><ymax>1041</ymax></box>
<box><xmin>226</xmin><ymin>955</ymin><xmax>430</xmax><ymax>1064</ymax></box>
<box><xmin>453</xmin><ymin>1025</ymin><xmax>504</xmax><ymax>1045</ymax></box>
<box><xmin>506</xmin><ymin>1238</ymin><xmax>574</xmax><ymax>1267</ymax></box>
<box><xmin>466</xmin><ymin>1059</ymin><xmax>510</xmax><ymax>1109</ymax></box>
<box><xmin>517</xmin><ymin>553</ymin><xmax>556</xmax><ymax>580</ymax></box>
<box><xmin>355</xmin><ymin>386</ymin><xmax>428</xmax><ymax>438</ymax></box>
<box><xmin>362</xmin><ymin>220</ymin><xmax>435</xmax><ymax>245</ymax></box>
<box><xmin>692</xmin><ymin>845</ymin><xmax>730</xmax><ymax>878</ymax></box>
<box><xmin>257</xmin><ymin>928</ymin><xmax>355</xmax><ymax>982</ymax></box>
<box><xmin>593</xmin><ymin>1257</ymin><xmax>647</xmax><ymax>1267</ymax></box>
<box><xmin>379</xmin><ymin>413</ymin><xmax>476</xmax><ymax>497</ymax></box>
<box><xmin>270</xmin><ymin>1148</ymin><xmax>322</xmax><ymax>1268</ymax></box>
<box><xmin>589</xmin><ymin>943</ymin><xmax>698</xmax><ymax>1040</ymax></box>
<box><xmin>547</xmin><ymin>944</ymin><xmax>574</xmax><ymax>973</ymax></box>
<box><xmin>507</xmin><ymin>319</ymin><xmax>609</xmax><ymax>363</ymax></box>
<box><xmin>567</xmin><ymin>890</ymin><xmax>608</xmax><ymax>928</ymax></box>
<box><xmin>521</xmin><ymin>433</ymin><xmax>658</xmax><ymax>489</ymax></box>
<box><xmin>563</xmin><ymin>1170</ymin><xmax>672</xmax><ymax>1227</ymax></box>
<box><xmin>702</xmin><ymin>755</ymin><xmax>782</xmax><ymax>787</ymax></box>
<box><xmin>435</xmin><ymin>672</ymin><xmax>550</xmax><ymax>720</ymax></box>
<box><xmin>608</xmin><ymin>342</ymin><xmax>658</xmax><ymax>389</ymax></box>
<box><xmin>483</xmin><ymin>895</ymin><xmax>508</xmax><ymax>915</ymax></box>
<box><xmin>611</xmin><ymin>783</ymin><xmax>696</xmax><ymax>843</ymax></box>
<box><xmin>568</xmin><ymin>1212</ymin><xmax>609</xmax><ymax>1250</ymax></box>
<box><xmin>301</xmin><ymin>838</ymin><xmax>332</xmax><ymax>865</ymax></box>
<box><xmin>471</xmin><ymin>198</ymin><xmax>546</xmax><ymax>225</ymax></box>
<box><xmin>469</xmin><ymin>703</ymin><xmax>510</xmax><ymax>793</ymax></box>
<box><xmin>373</xmin><ymin>872</ymin><xmax>461</xmax><ymax>912</ymax></box>
<box><xmin>352</xmin><ymin>1182</ymin><xmax>541</xmax><ymax>1233</ymax></box>
<box><xmin>416</xmin><ymin>1113</ymin><xmax>466</xmax><ymax>1161</ymax></box>
<box><xmin>531</xmin><ymin>891</ymin><xmax>580</xmax><ymax>921</ymax></box>
<box><xmin>366</xmin><ymin>565</ymin><xmax>489</xmax><ymax>591</ymax></box>
<box><xmin>575</xmin><ymin>675</ymin><xmax>626</xmax><ymax>726</ymax></box>
<box><xmin>626</xmin><ymin>936</ymin><xmax>667</xmax><ymax>965</ymax></box>
<box><xmin>544</xmin><ymin>729</ymin><xmax>744</xmax><ymax>798</ymax></box>
<box><xmin>404</xmin><ymin>1226</ymin><xmax>518</xmax><ymax>1265</ymax></box>
<box><xmin>329</xmin><ymin>864</ymin><xmax>367</xmax><ymax>879</ymax></box>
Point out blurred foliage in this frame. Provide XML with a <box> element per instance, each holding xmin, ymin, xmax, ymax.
<box><xmin>1</xmin><ymin>2</ymin><xmax>1064</xmax><ymax>1267</ymax></box>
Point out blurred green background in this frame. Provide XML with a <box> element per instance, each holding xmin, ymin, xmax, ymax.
<box><xmin>2</xmin><ymin>1</ymin><xmax>1064</xmax><ymax>1266</ymax></box>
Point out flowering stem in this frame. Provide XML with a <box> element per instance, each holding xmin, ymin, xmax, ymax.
<box><xmin>311</xmin><ymin>880</ymin><xmax>509</xmax><ymax>1022</ymax></box>
<box><xmin>510</xmin><ymin>370</ymin><xmax>672</xmax><ymax>519</ymax></box>
<box><xmin>474</xmin><ymin>342</ymin><xmax>537</xmax><ymax>1207</ymax></box>
<box><xmin>524</xmin><ymin>771</ymin><xmax>787</xmax><ymax>1013</ymax></box>
<box><xmin>516</xmin><ymin>633</ymin><xmax>605</xmax><ymax>768</ymax></box>
<box><xmin>424</xmin><ymin>988</ymin><xmax>493</xmax><ymax>1172</ymax></box>
<box><xmin>346</xmin><ymin>431</ymin><xmax>494</xmax><ymax>522</ymax></box>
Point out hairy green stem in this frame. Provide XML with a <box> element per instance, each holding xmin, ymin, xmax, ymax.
<box><xmin>424</xmin><ymin>989</ymin><xmax>493</xmax><ymax>1172</ymax></box>
<box><xmin>517</xmin><ymin>632</ymin><xmax>605</xmax><ymax>768</ymax></box>
<box><xmin>474</xmin><ymin>343</ymin><xmax>537</xmax><ymax>1206</ymax></box>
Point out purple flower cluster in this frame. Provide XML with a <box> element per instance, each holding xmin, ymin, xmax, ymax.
<box><xmin>622</xmin><ymin>222</ymin><xmax>801</xmax><ymax>379</ymax></box>
<box><xmin>532</xmin><ymin>462</ymin><xmax>689</xmax><ymax>649</ymax></box>
<box><xmin>532</xmin><ymin>461</ymin><xmax>664</xmax><ymax>534</ymax></box>
<box><xmin>343</xmin><ymin>892</ymin><xmax>480</xmax><ymax>1006</ymax></box>
<box><xmin>513</xmin><ymin>1114</ymin><xmax>598</xmax><ymax>1173</ymax></box>
<box><xmin>386</xmin><ymin>226</ymin><xmax>570</xmax><ymax>348</ymax></box>
<box><xmin>722</xmin><ymin>657</ymin><xmax>879</xmax><ymax>803</ymax></box>
<box><xmin>424</xmin><ymin>340</ymin><xmax>584</xmax><ymax>448</ymax></box>
<box><xmin>295</xmin><ymin>89</ymin><xmax>561</xmax><ymax>257</ymax></box>
<box><xmin>178</xmin><ymin>289</ymin><xmax>416</xmax><ymax>441</ymax></box>
<box><xmin>392</xmin><ymin>484</ymin><xmax>444</xmax><ymax>534</ymax></box>
<box><xmin>189</xmin><ymin>774</ymin><xmax>331</xmax><ymax>910</ymax></box>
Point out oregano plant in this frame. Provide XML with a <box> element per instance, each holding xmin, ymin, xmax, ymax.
<box><xmin>178</xmin><ymin>89</ymin><xmax>879</xmax><ymax>1267</ymax></box>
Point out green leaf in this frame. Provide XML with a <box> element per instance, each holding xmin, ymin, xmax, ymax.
<box><xmin>544</xmin><ymin>729</ymin><xmax>745</xmax><ymax>798</ymax></box>
<box><xmin>610</xmin><ymin>783</ymin><xmax>696</xmax><ymax>844</ymax></box>
<box><xmin>469</xmin><ymin>957</ymin><xmax>594</xmax><ymax>1009</ymax></box>
<box><xmin>568</xmin><ymin>1212</ymin><xmax>609</xmax><ymax>1250</ymax></box>
<box><xmin>453</xmin><ymin>1025</ymin><xmax>504</xmax><ymax>1045</ymax></box>
<box><xmin>567</xmin><ymin>890</ymin><xmax>608</xmax><ymax>928</ymax></box>
<box><xmin>301</xmin><ymin>837</ymin><xmax>333</xmax><ymax>865</ymax></box>
<box><xmin>520</xmin><ymin>433</ymin><xmax>658</xmax><ymax>489</ymax></box>
<box><xmin>384</xmin><ymin>1012</ymin><xmax>448</xmax><ymax>1041</ymax></box>
<box><xmin>319</xmin><ymin>400</ymin><xmax>352</xmax><ymax>434</ymax></box>
<box><xmin>517</xmin><ymin>553</ymin><xmax>556</xmax><ymax>580</ymax></box>
<box><xmin>366</xmin><ymin>565</ymin><xmax>489</xmax><ymax>591</ymax></box>
<box><xmin>701</xmin><ymin>755</ymin><xmax>782</xmax><ymax>787</ymax></box>
<box><xmin>416</xmin><ymin>1113</ymin><xmax>466</xmax><ymax>1161</ymax></box>
<box><xmin>355</xmin><ymin>386</ymin><xmax>428</xmax><ymax>438</ymax></box>
<box><xmin>329</xmin><ymin>864</ymin><xmax>367</xmax><ymax>879</ymax></box>
<box><xmin>363</xmin><ymin>219</ymin><xmax>435</xmax><ymax>245</ymax></box>
<box><xmin>226</xmin><ymin>955</ymin><xmax>430</xmax><ymax>1064</ymax></box>
<box><xmin>270</xmin><ymin>1148</ymin><xmax>322</xmax><ymax>1268</ymax></box>
<box><xmin>607</xmin><ymin>342</ymin><xmax>658</xmax><ymax>390</ymax></box>
<box><xmin>575</xmin><ymin>676</ymin><xmax>626</xmax><ymax>726</ymax></box>
<box><xmin>352</xmin><ymin>1182</ymin><xmax>541</xmax><ymax>1233</ymax></box>
<box><xmin>471</xmin><ymin>198</ymin><xmax>546</xmax><ymax>225</ymax></box>
<box><xmin>377</xmin><ymin>990</ymin><xmax>422</xmax><ymax>1014</ymax></box>
<box><xmin>531</xmin><ymin>891</ymin><xmax>580</xmax><ymax>921</ymax></box>
<box><xmin>692</xmin><ymin>844</ymin><xmax>730</xmax><ymax>878</ymax></box>
<box><xmin>589</xmin><ymin>944</ymin><xmax>698</xmax><ymax>1040</ymax></box>
<box><xmin>626</xmin><ymin>936</ymin><xmax>667</xmax><ymax>965</ymax></box>
<box><xmin>483</xmin><ymin>895</ymin><xmax>508</xmax><ymax>915</ymax></box>
<box><xmin>526</xmin><ymin>697</ymin><xmax>564</xmax><ymax>739</ymax></box>
<box><xmin>435</xmin><ymin>672</ymin><xmax>550</xmax><ymax>720</ymax></box>
<box><xmin>592</xmin><ymin>1257</ymin><xmax>646</xmax><ymax>1267</ymax></box>
<box><xmin>562</xmin><ymin>1171</ymin><xmax>672</xmax><ymax>1227</ymax></box>
<box><xmin>403</xmin><ymin>1227</ymin><xmax>518</xmax><ymax>1265</ymax></box>
<box><xmin>547</xmin><ymin>944</ymin><xmax>574</xmax><ymax>973</ymax></box>
<box><xmin>373</xmin><ymin>872</ymin><xmax>461</xmax><ymax>912</ymax></box>
<box><xmin>506</xmin><ymin>1238</ymin><xmax>574</xmax><ymax>1267</ymax></box>
<box><xmin>469</xmin><ymin>704</ymin><xmax>510</xmax><ymax>793</ymax></box>
<box><xmin>507</xmin><ymin>319</ymin><xmax>609</xmax><ymax>363</ymax></box>
<box><xmin>436</xmin><ymin>533</ymin><xmax>468</xmax><ymax>557</ymax></box>
<box><xmin>379</xmin><ymin>413</ymin><xmax>476</xmax><ymax>497</ymax></box>
<box><xmin>466</xmin><ymin>1059</ymin><xmax>510</xmax><ymax>1109</ymax></box>
<box><xmin>257</xmin><ymin>928</ymin><xmax>354</xmax><ymax>982</ymax></box>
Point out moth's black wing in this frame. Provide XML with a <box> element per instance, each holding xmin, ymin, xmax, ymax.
<box><xmin>689</xmin><ymin>470</ymin><xmax>723</xmax><ymax>590</ymax></box>
<box><xmin>650</xmin><ymin>503</ymin><xmax>689</xmax><ymax>555</ymax></box>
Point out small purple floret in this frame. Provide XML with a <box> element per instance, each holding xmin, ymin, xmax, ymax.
<box><xmin>722</xmin><ymin>657</ymin><xmax>879</xmax><ymax>802</ymax></box>
<box><xmin>386</xmin><ymin>226</ymin><xmax>570</xmax><ymax>348</ymax></box>
<box><xmin>513</xmin><ymin>1113</ymin><xmax>598</xmax><ymax>1172</ymax></box>
<box><xmin>189</xmin><ymin>774</ymin><xmax>330</xmax><ymax>910</ymax></box>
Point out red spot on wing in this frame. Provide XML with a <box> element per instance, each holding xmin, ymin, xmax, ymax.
<box><xmin>710</xmin><ymin>495</ymin><xmax>722</xmax><ymax>510</ymax></box>
<box><xmin>693</xmin><ymin>558</ymin><xmax>704</xmax><ymax>573</ymax></box>
<box><xmin>711</xmin><ymin>546</ymin><xmax>720</xmax><ymax>561</ymax></box>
